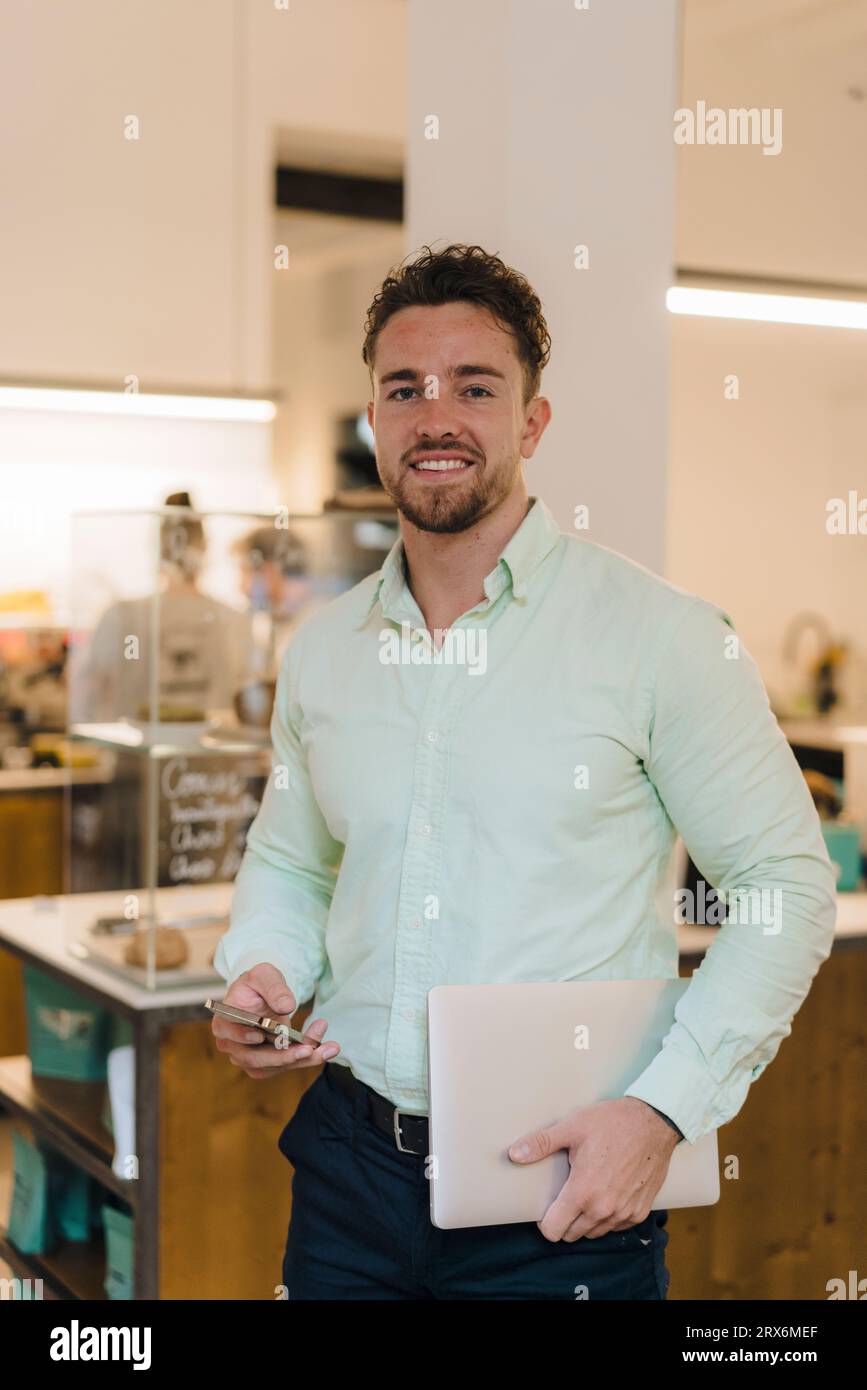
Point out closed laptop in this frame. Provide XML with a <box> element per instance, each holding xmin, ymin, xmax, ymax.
<box><xmin>428</xmin><ymin>980</ymin><xmax>721</xmax><ymax>1230</ymax></box>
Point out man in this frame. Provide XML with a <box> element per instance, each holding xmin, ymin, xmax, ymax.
<box><xmin>212</xmin><ymin>244</ymin><xmax>836</xmax><ymax>1300</ymax></box>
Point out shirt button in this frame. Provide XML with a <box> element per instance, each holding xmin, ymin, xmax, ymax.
<box><xmin>426</xmin><ymin>730</ymin><xmax>439</xmax><ymax>743</ymax></box>
<box><xmin>409</xmin><ymin>917</ymin><xmax>421</xmax><ymax>929</ymax></box>
<box><xmin>420</xmin><ymin>824</ymin><xmax>431</xmax><ymax>836</ymax></box>
<box><xmin>404</xmin><ymin>1009</ymin><xmax>415</xmax><ymax>1022</ymax></box>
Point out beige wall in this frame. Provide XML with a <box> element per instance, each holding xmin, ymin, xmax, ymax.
<box><xmin>667</xmin><ymin>312</ymin><xmax>867</xmax><ymax>717</ymax></box>
<box><xmin>0</xmin><ymin>0</ymin><xmax>406</xmax><ymax>392</ymax></box>
<box><xmin>0</xmin><ymin>0</ymin><xmax>239</xmax><ymax>388</ymax></box>
<box><xmin>270</xmin><ymin>215</ymin><xmax>404</xmax><ymax>512</ymax></box>
<box><xmin>239</xmin><ymin>0</ymin><xmax>406</xmax><ymax>391</ymax></box>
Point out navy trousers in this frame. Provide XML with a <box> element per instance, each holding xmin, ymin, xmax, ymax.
<box><xmin>279</xmin><ymin>1064</ymin><xmax>671</xmax><ymax>1300</ymax></box>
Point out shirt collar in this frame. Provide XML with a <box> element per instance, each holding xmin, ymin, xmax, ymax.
<box><xmin>354</xmin><ymin>495</ymin><xmax>562</xmax><ymax>629</ymax></box>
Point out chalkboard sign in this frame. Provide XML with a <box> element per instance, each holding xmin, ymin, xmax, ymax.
<box><xmin>156</xmin><ymin>751</ymin><xmax>268</xmax><ymax>887</ymax></box>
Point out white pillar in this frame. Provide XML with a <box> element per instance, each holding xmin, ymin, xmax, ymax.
<box><xmin>406</xmin><ymin>0</ymin><xmax>677</xmax><ymax>573</ymax></box>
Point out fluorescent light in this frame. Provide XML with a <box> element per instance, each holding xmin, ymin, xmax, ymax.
<box><xmin>0</xmin><ymin>386</ymin><xmax>276</xmax><ymax>422</ymax></box>
<box><xmin>667</xmin><ymin>286</ymin><xmax>867</xmax><ymax>331</ymax></box>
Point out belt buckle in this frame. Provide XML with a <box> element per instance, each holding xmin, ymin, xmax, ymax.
<box><xmin>392</xmin><ymin>1107</ymin><xmax>417</xmax><ymax>1155</ymax></box>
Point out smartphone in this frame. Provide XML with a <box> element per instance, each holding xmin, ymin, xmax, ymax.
<box><xmin>205</xmin><ymin>998</ymin><xmax>315</xmax><ymax>1047</ymax></box>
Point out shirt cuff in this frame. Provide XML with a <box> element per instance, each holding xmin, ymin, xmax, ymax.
<box><xmin>643</xmin><ymin>1102</ymin><xmax>685</xmax><ymax>1143</ymax></box>
<box><xmin>623</xmin><ymin>1046</ymin><xmax>723</xmax><ymax>1145</ymax></box>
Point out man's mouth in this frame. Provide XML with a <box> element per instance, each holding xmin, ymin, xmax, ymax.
<box><xmin>409</xmin><ymin>456</ymin><xmax>476</xmax><ymax>474</ymax></box>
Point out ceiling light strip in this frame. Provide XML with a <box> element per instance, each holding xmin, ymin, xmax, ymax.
<box><xmin>0</xmin><ymin>387</ymin><xmax>276</xmax><ymax>421</ymax></box>
<box><xmin>667</xmin><ymin>286</ymin><xmax>867</xmax><ymax>331</ymax></box>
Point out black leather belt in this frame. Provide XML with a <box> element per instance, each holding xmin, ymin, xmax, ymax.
<box><xmin>327</xmin><ymin>1061</ymin><xmax>429</xmax><ymax>1157</ymax></box>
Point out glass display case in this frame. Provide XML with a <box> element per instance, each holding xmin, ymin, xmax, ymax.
<box><xmin>65</xmin><ymin>504</ymin><xmax>398</xmax><ymax>989</ymax></box>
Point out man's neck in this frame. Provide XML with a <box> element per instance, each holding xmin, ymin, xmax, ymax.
<box><xmin>400</xmin><ymin>483</ymin><xmax>532</xmax><ymax>634</ymax></box>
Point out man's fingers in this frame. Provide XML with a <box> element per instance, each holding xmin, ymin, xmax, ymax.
<box><xmin>220</xmin><ymin>978</ymin><xmax>268</xmax><ymax>1013</ymax></box>
<box><xmin>211</xmin><ymin>1017</ymin><xmax>268</xmax><ymax>1045</ymax></box>
<box><xmin>289</xmin><ymin>1018</ymin><xmax>340</xmax><ymax>1061</ymax></box>
<box><xmin>212</xmin><ymin>983</ymin><xmax>342</xmax><ymax>1073</ymax></box>
<box><xmin>298</xmin><ymin>1019</ymin><xmax>338</xmax><ymax>1055</ymax></box>
<box><xmin>538</xmin><ymin>1170</ymin><xmax>595</xmax><ymax>1243</ymax></box>
<box><xmin>505</xmin><ymin>1117</ymin><xmax>590</xmax><ymax>1243</ymax></box>
<box><xmin>508</xmin><ymin>1115</ymin><xmax>577</xmax><ymax>1164</ymax></box>
<box><xmin>562</xmin><ymin>1216</ymin><xmax>593</xmax><ymax>1242</ymax></box>
<box><xmin>233</xmin><ymin>1039</ymin><xmax>315</xmax><ymax>1069</ymax></box>
<box><xmin>300</xmin><ymin>1018</ymin><xmax>328</xmax><ymax>1043</ymax></box>
<box><xmin>239</xmin><ymin>963</ymin><xmax>297</xmax><ymax>1017</ymax></box>
<box><xmin>234</xmin><ymin>1032</ymin><xmax>342</xmax><ymax>1073</ymax></box>
<box><xmin>211</xmin><ymin>963</ymin><xmax>298</xmax><ymax>1053</ymax></box>
<box><xmin>562</xmin><ymin>1210</ymin><xmax>641</xmax><ymax>1242</ymax></box>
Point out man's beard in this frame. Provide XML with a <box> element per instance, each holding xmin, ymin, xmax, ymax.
<box><xmin>377</xmin><ymin>457</ymin><xmax>519</xmax><ymax>535</ymax></box>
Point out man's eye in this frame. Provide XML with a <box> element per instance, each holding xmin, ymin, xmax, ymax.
<box><xmin>387</xmin><ymin>385</ymin><xmax>493</xmax><ymax>401</ymax></box>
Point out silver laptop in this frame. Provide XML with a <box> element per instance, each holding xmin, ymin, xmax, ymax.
<box><xmin>427</xmin><ymin>980</ymin><xmax>720</xmax><ymax>1230</ymax></box>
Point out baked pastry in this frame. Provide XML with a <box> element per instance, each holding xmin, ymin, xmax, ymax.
<box><xmin>124</xmin><ymin>926</ymin><xmax>189</xmax><ymax>969</ymax></box>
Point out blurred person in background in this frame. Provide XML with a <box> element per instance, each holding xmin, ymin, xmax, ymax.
<box><xmin>71</xmin><ymin>491</ymin><xmax>253</xmax><ymax>724</ymax></box>
<box><xmin>232</xmin><ymin>523</ymin><xmax>316</xmax><ymax>673</ymax></box>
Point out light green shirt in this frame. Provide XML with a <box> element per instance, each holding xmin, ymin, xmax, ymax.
<box><xmin>214</xmin><ymin>496</ymin><xmax>837</xmax><ymax>1145</ymax></box>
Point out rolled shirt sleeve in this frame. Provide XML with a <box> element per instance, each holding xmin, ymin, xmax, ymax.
<box><xmin>623</xmin><ymin>598</ymin><xmax>838</xmax><ymax>1145</ymax></box>
<box><xmin>213</xmin><ymin>631</ymin><xmax>343</xmax><ymax>1005</ymax></box>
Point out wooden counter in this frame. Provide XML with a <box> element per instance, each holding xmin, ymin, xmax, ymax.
<box><xmin>0</xmin><ymin>885</ymin><xmax>314</xmax><ymax>1299</ymax></box>
<box><xmin>0</xmin><ymin>887</ymin><xmax>865</xmax><ymax>1299</ymax></box>
<box><xmin>669</xmin><ymin>930</ymin><xmax>867</xmax><ymax>1299</ymax></box>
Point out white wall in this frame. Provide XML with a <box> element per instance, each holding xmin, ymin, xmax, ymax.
<box><xmin>677</xmin><ymin>0</ymin><xmax>867</xmax><ymax>288</ymax></box>
<box><xmin>0</xmin><ymin>0</ymin><xmax>407</xmax><ymax>622</ymax></box>
<box><xmin>404</xmin><ymin>0</ymin><xmax>678</xmax><ymax>573</ymax></box>
<box><xmin>668</xmin><ymin>313</ymin><xmax>867</xmax><ymax>716</ymax></box>
<box><xmin>0</xmin><ymin>0</ymin><xmax>406</xmax><ymax>396</ymax></box>
<box><xmin>0</xmin><ymin>0</ymin><xmax>241</xmax><ymax>389</ymax></box>
<box><xmin>0</xmin><ymin>411</ymin><xmax>274</xmax><ymax>617</ymax></box>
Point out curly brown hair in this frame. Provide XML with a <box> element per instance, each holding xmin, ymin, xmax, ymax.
<box><xmin>362</xmin><ymin>243</ymin><xmax>551</xmax><ymax>406</ymax></box>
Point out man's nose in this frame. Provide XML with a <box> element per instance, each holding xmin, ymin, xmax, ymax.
<box><xmin>414</xmin><ymin>394</ymin><xmax>462</xmax><ymax>438</ymax></box>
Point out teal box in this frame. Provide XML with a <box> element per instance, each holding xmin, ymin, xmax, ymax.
<box><xmin>821</xmin><ymin>822</ymin><xmax>862</xmax><ymax>891</ymax></box>
<box><xmin>43</xmin><ymin>1146</ymin><xmax>93</xmax><ymax>1243</ymax></box>
<box><xmin>23</xmin><ymin>966</ymin><xmax>112</xmax><ymax>1081</ymax></box>
<box><xmin>101</xmin><ymin>1203</ymin><xmax>135</xmax><ymax>1300</ymax></box>
<box><xmin>8</xmin><ymin>1129</ymin><xmax>53</xmax><ymax>1255</ymax></box>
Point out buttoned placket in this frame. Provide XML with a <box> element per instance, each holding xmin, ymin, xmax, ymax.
<box><xmin>380</xmin><ymin>565</ymin><xmax>511</xmax><ymax>1107</ymax></box>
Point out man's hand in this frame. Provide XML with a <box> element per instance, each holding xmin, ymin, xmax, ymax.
<box><xmin>508</xmin><ymin>1096</ymin><xmax>679</xmax><ymax>1242</ymax></box>
<box><xmin>210</xmin><ymin>962</ymin><xmax>341</xmax><ymax>1080</ymax></box>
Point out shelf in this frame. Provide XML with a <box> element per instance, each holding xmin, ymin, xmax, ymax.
<box><xmin>69</xmin><ymin>721</ymin><xmax>272</xmax><ymax>757</ymax></box>
<box><xmin>0</xmin><ymin>1055</ymin><xmax>137</xmax><ymax>1205</ymax></box>
<box><xmin>0</xmin><ymin>1227</ymin><xmax>108</xmax><ymax>1300</ymax></box>
<box><xmin>0</xmin><ymin>765</ymin><xmax>116</xmax><ymax>791</ymax></box>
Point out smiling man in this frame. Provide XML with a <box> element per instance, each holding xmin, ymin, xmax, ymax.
<box><xmin>212</xmin><ymin>243</ymin><xmax>836</xmax><ymax>1300</ymax></box>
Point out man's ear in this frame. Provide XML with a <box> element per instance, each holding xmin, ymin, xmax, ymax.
<box><xmin>520</xmin><ymin>395</ymin><xmax>552</xmax><ymax>460</ymax></box>
<box><xmin>367</xmin><ymin>401</ymin><xmax>374</xmax><ymax>432</ymax></box>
